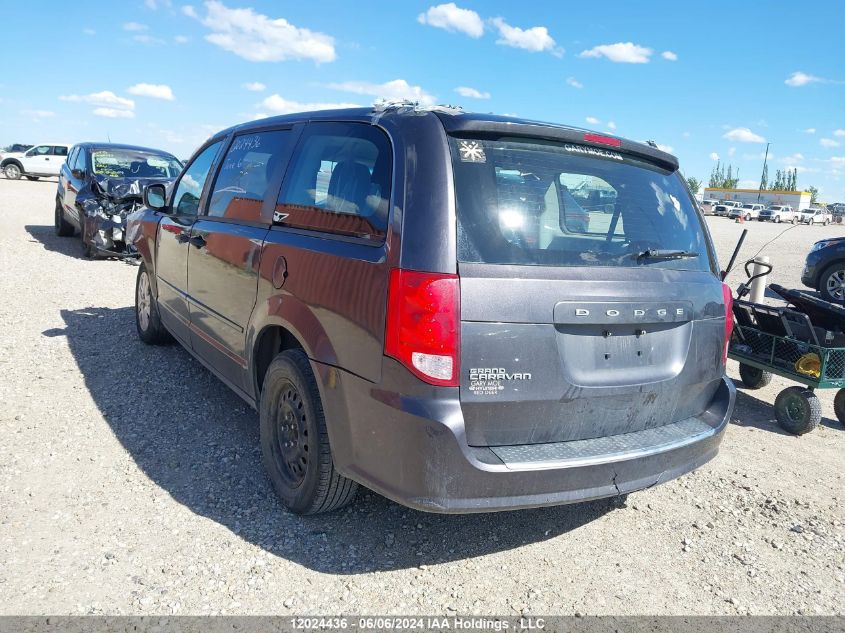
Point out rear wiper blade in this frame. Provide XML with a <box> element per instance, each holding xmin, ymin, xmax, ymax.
<box><xmin>636</xmin><ymin>249</ymin><xmax>699</xmax><ymax>261</ymax></box>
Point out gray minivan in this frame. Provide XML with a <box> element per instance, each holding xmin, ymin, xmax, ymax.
<box><xmin>131</xmin><ymin>105</ymin><xmax>736</xmax><ymax>514</ymax></box>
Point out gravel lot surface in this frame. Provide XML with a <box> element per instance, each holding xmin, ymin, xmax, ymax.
<box><xmin>1</xmin><ymin>178</ymin><xmax>843</xmax><ymax>616</ymax></box>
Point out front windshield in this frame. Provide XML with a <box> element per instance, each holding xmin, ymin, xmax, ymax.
<box><xmin>741</xmin><ymin>204</ymin><xmax>754</xmax><ymax>209</ymax></box>
<box><xmin>91</xmin><ymin>149</ymin><xmax>183</xmax><ymax>179</ymax></box>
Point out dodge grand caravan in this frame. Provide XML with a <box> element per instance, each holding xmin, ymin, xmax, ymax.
<box><xmin>129</xmin><ymin>105</ymin><xmax>736</xmax><ymax>514</ymax></box>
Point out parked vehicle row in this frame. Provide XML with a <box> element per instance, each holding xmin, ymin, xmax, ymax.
<box><xmin>708</xmin><ymin>199</ymin><xmax>833</xmax><ymax>225</ymax></box>
<box><xmin>125</xmin><ymin>106</ymin><xmax>735</xmax><ymax>515</ymax></box>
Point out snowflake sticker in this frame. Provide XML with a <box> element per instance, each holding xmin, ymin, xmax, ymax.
<box><xmin>458</xmin><ymin>140</ymin><xmax>486</xmax><ymax>163</ymax></box>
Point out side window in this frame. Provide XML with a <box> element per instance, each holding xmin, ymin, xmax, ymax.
<box><xmin>171</xmin><ymin>141</ymin><xmax>223</xmax><ymax>216</ymax></box>
<box><xmin>52</xmin><ymin>146</ymin><xmax>69</xmax><ymax>157</ymax></box>
<box><xmin>66</xmin><ymin>147</ymin><xmax>78</xmax><ymax>169</ymax></box>
<box><xmin>73</xmin><ymin>148</ymin><xmax>87</xmax><ymax>172</ymax></box>
<box><xmin>29</xmin><ymin>145</ymin><xmax>50</xmax><ymax>156</ymax></box>
<box><xmin>558</xmin><ymin>173</ymin><xmax>619</xmax><ymax>236</ymax></box>
<box><xmin>206</xmin><ymin>130</ymin><xmax>291</xmax><ymax>222</ymax></box>
<box><xmin>275</xmin><ymin>122</ymin><xmax>392</xmax><ymax>241</ymax></box>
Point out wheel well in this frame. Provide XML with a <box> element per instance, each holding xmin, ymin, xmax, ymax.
<box><xmin>1</xmin><ymin>159</ymin><xmax>22</xmax><ymax>169</ymax></box>
<box><xmin>253</xmin><ymin>325</ymin><xmax>304</xmax><ymax>395</ymax></box>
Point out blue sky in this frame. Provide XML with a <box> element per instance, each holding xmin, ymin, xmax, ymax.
<box><xmin>3</xmin><ymin>0</ymin><xmax>844</xmax><ymax>200</ymax></box>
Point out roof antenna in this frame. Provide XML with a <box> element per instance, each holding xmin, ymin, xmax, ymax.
<box><xmin>107</xmin><ymin>132</ymin><xmax>111</xmax><ymax>143</ymax></box>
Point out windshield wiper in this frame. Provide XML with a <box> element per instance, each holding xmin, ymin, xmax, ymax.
<box><xmin>636</xmin><ymin>249</ymin><xmax>699</xmax><ymax>261</ymax></box>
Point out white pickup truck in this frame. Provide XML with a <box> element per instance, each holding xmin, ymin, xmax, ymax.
<box><xmin>729</xmin><ymin>203</ymin><xmax>765</xmax><ymax>221</ymax></box>
<box><xmin>1</xmin><ymin>143</ymin><xmax>71</xmax><ymax>180</ymax></box>
<box><xmin>758</xmin><ymin>205</ymin><xmax>800</xmax><ymax>223</ymax></box>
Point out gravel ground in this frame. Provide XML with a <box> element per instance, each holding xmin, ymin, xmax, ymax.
<box><xmin>0</xmin><ymin>178</ymin><xmax>843</xmax><ymax>616</ymax></box>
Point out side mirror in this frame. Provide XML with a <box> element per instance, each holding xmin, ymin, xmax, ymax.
<box><xmin>71</xmin><ymin>169</ymin><xmax>85</xmax><ymax>179</ymax></box>
<box><xmin>144</xmin><ymin>183</ymin><xmax>168</xmax><ymax>211</ymax></box>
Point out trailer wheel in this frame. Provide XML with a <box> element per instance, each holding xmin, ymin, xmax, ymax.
<box><xmin>739</xmin><ymin>363</ymin><xmax>772</xmax><ymax>389</ymax></box>
<box><xmin>774</xmin><ymin>387</ymin><xmax>821</xmax><ymax>435</ymax></box>
<box><xmin>834</xmin><ymin>389</ymin><xmax>845</xmax><ymax>426</ymax></box>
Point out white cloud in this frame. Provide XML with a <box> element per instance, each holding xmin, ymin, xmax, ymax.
<box><xmin>830</xmin><ymin>156</ymin><xmax>845</xmax><ymax>165</ymax></box>
<box><xmin>242</xmin><ymin>81</ymin><xmax>266</xmax><ymax>92</ymax></box>
<box><xmin>123</xmin><ymin>21</ymin><xmax>149</xmax><ymax>31</ymax></box>
<box><xmin>490</xmin><ymin>17</ymin><xmax>562</xmax><ymax>56</ymax></box>
<box><xmin>20</xmin><ymin>109</ymin><xmax>55</xmax><ymax>122</ymax></box>
<box><xmin>327</xmin><ymin>79</ymin><xmax>436</xmax><ymax>106</ymax></box>
<box><xmin>83</xmin><ymin>28</ymin><xmax>96</xmax><ymax>36</ymax></box>
<box><xmin>803</xmin><ymin>128</ymin><xmax>816</xmax><ymax>134</ymax></box>
<box><xmin>127</xmin><ymin>83</ymin><xmax>175</xmax><ymax>100</ymax></box>
<box><xmin>722</xmin><ymin>127</ymin><xmax>765</xmax><ymax>143</ymax></box>
<box><xmin>565</xmin><ymin>77</ymin><xmax>583</xmax><ymax>89</ymax></box>
<box><xmin>607</xmin><ymin>121</ymin><xmax>617</xmax><ymax>130</ymax></box>
<box><xmin>417</xmin><ymin>3</ymin><xmax>484</xmax><ymax>38</ymax></box>
<box><xmin>785</xmin><ymin>71</ymin><xmax>828</xmax><ymax>87</ymax></box>
<box><xmin>585</xmin><ymin>116</ymin><xmax>600</xmax><ymax>125</ymax></box>
<box><xmin>780</xmin><ymin>153</ymin><xmax>804</xmax><ymax>164</ymax></box>
<box><xmin>60</xmin><ymin>90</ymin><xmax>135</xmax><ymax>110</ymax></box>
<box><xmin>661</xmin><ymin>50</ymin><xmax>678</xmax><ymax>61</ymax></box>
<box><xmin>133</xmin><ymin>34</ymin><xmax>166</xmax><ymax>45</ymax></box>
<box><xmin>189</xmin><ymin>0</ymin><xmax>336</xmax><ymax>63</ymax></box>
<box><xmin>709</xmin><ymin>152</ymin><xmax>720</xmax><ymax>161</ymax></box>
<box><xmin>259</xmin><ymin>94</ymin><xmax>361</xmax><ymax>115</ymax></box>
<box><xmin>93</xmin><ymin>107</ymin><xmax>135</xmax><ymax>119</ymax></box>
<box><xmin>682</xmin><ymin>131</ymin><xmax>691</xmax><ymax>138</ymax></box>
<box><xmin>657</xmin><ymin>144</ymin><xmax>674</xmax><ymax>153</ymax></box>
<box><xmin>579</xmin><ymin>42</ymin><xmax>652</xmax><ymax>63</ymax></box>
<box><xmin>821</xmin><ymin>138</ymin><xmax>841</xmax><ymax>148</ymax></box>
<box><xmin>728</xmin><ymin>147</ymin><xmax>736</xmax><ymax>157</ymax></box>
<box><xmin>834</xmin><ymin>129</ymin><xmax>845</xmax><ymax>137</ymax></box>
<box><xmin>174</xmin><ymin>35</ymin><xmax>190</xmax><ymax>44</ymax></box>
<box><xmin>454</xmin><ymin>86</ymin><xmax>490</xmax><ymax>99</ymax></box>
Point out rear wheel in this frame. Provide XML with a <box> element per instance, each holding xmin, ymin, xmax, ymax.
<box><xmin>834</xmin><ymin>389</ymin><xmax>845</xmax><ymax>426</ymax></box>
<box><xmin>4</xmin><ymin>163</ymin><xmax>22</xmax><ymax>180</ymax></box>
<box><xmin>739</xmin><ymin>363</ymin><xmax>772</xmax><ymax>389</ymax></box>
<box><xmin>745</xmin><ymin>213</ymin><xmax>751</xmax><ymax>221</ymax></box>
<box><xmin>819</xmin><ymin>263</ymin><xmax>845</xmax><ymax>303</ymax></box>
<box><xmin>260</xmin><ymin>349</ymin><xmax>358</xmax><ymax>514</ymax></box>
<box><xmin>774</xmin><ymin>386</ymin><xmax>821</xmax><ymax>435</ymax></box>
<box><xmin>792</xmin><ymin>216</ymin><xmax>798</xmax><ymax>224</ymax></box>
<box><xmin>774</xmin><ymin>216</ymin><xmax>781</xmax><ymax>223</ymax></box>
<box><xmin>135</xmin><ymin>263</ymin><xmax>172</xmax><ymax>345</ymax></box>
<box><xmin>54</xmin><ymin>198</ymin><xmax>74</xmax><ymax>237</ymax></box>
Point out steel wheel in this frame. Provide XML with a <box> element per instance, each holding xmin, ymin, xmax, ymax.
<box><xmin>137</xmin><ymin>270</ymin><xmax>152</xmax><ymax>332</ymax></box>
<box><xmin>4</xmin><ymin>164</ymin><xmax>21</xmax><ymax>180</ymax></box>
<box><xmin>272</xmin><ymin>382</ymin><xmax>309</xmax><ymax>488</ymax></box>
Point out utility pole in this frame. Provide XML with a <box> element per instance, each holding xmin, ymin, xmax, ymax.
<box><xmin>757</xmin><ymin>142</ymin><xmax>770</xmax><ymax>202</ymax></box>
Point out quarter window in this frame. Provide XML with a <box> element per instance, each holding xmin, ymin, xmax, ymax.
<box><xmin>207</xmin><ymin>130</ymin><xmax>291</xmax><ymax>222</ymax></box>
<box><xmin>275</xmin><ymin>122</ymin><xmax>392</xmax><ymax>241</ymax></box>
<box><xmin>171</xmin><ymin>141</ymin><xmax>223</xmax><ymax>216</ymax></box>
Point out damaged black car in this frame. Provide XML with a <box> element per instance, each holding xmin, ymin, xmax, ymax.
<box><xmin>55</xmin><ymin>143</ymin><xmax>182</xmax><ymax>257</ymax></box>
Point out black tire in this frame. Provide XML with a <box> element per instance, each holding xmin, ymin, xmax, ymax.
<box><xmin>739</xmin><ymin>363</ymin><xmax>772</xmax><ymax>389</ymax></box>
<box><xmin>834</xmin><ymin>389</ymin><xmax>845</xmax><ymax>426</ymax></box>
<box><xmin>745</xmin><ymin>213</ymin><xmax>751</xmax><ymax>221</ymax></box>
<box><xmin>774</xmin><ymin>386</ymin><xmax>821</xmax><ymax>435</ymax></box>
<box><xmin>4</xmin><ymin>163</ymin><xmax>22</xmax><ymax>180</ymax></box>
<box><xmin>792</xmin><ymin>216</ymin><xmax>798</xmax><ymax>224</ymax></box>
<box><xmin>81</xmin><ymin>235</ymin><xmax>96</xmax><ymax>258</ymax></box>
<box><xmin>54</xmin><ymin>198</ymin><xmax>74</xmax><ymax>237</ymax></box>
<box><xmin>25</xmin><ymin>176</ymin><xmax>39</xmax><ymax>181</ymax></box>
<box><xmin>819</xmin><ymin>263</ymin><xmax>845</xmax><ymax>304</ymax></box>
<box><xmin>774</xmin><ymin>216</ymin><xmax>781</xmax><ymax>223</ymax></box>
<box><xmin>260</xmin><ymin>349</ymin><xmax>358</xmax><ymax>514</ymax></box>
<box><xmin>135</xmin><ymin>263</ymin><xmax>172</xmax><ymax>345</ymax></box>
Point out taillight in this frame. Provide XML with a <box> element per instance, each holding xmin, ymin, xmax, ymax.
<box><xmin>384</xmin><ymin>269</ymin><xmax>460</xmax><ymax>387</ymax></box>
<box><xmin>721</xmin><ymin>282</ymin><xmax>734</xmax><ymax>365</ymax></box>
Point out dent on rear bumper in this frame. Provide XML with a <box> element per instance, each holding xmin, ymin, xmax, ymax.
<box><xmin>320</xmin><ymin>362</ymin><xmax>736</xmax><ymax>514</ymax></box>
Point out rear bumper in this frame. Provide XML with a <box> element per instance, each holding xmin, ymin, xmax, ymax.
<box><xmin>801</xmin><ymin>252</ymin><xmax>823</xmax><ymax>290</ymax></box>
<box><xmin>323</xmin><ymin>364</ymin><xmax>736</xmax><ymax>513</ymax></box>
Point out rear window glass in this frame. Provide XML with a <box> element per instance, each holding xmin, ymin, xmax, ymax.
<box><xmin>92</xmin><ymin>149</ymin><xmax>182</xmax><ymax>178</ymax></box>
<box><xmin>451</xmin><ymin>137</ymin><xmax>713</xmax><ymax>271</ymax></box>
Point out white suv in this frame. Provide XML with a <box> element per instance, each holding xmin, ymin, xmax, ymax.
<box><xmin>1</xmin><ymin>143</ymin><xmax>70</xmax><ymax>180</ymax></box>
<box><xmin>801</xmin><ymin>207</ymin><xmax>832</xmax><ymax>225</ymax></box>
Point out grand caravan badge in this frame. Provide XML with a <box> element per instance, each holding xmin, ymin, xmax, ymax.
<box><xmin>468</xmin><ymin>367</ymin><xmax>532</xmax><ymax>396</ymax></box>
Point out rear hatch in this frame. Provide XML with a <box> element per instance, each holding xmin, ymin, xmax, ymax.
<box><xmin>449</xmin><ymin>134</ymin><xmax>727</xmax><ymax>446</ymax></box>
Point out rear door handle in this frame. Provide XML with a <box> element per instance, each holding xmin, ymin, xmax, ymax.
<box><xmin>189</xmin><ymin>234</ymin><xmax>207</xmax><ymax>249</ymax></box>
